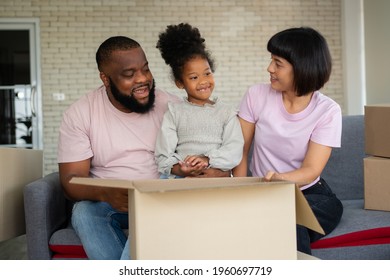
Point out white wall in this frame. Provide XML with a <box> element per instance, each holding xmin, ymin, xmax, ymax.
<box><xmin>342</xmin><ymin>0</ymin><xmax>365</xmax><ymax>115</ymax></box>
<box><xmin>0</xmin><ymin>0</ymin><xmax>344</xmax><ymax>174</ymax></box>
<box><xmin>364</xmin><ymin>0</ymin><xmax>390</xmax><ymax>105</ymax></box>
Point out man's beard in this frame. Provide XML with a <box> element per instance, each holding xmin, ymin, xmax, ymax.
<box><xmin>109</xmin><ymin>78</ymin><xmax>155</xmax><ymax>113</ymax></box>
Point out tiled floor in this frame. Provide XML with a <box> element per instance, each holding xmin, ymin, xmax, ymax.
<box><xmin>0</xmin><ymin>235</ymin><xmax>28</xmax><ymax>260</ymax></box>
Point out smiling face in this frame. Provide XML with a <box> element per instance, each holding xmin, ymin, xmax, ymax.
<box><xmin>176</xmin><ymin>56</ymin><xmax>215</xmax><ymax>105</ymax></box>
<box><xmin>109</xmin><ymin>76</ymin><xmax>155</xmax><ymax>113</ymax></box>
<box><xmin>100</xmin><ymin>47</ymin><xmax>155</xmax><ymax>113</ymax></box>
<box><xmin>267</xmin><ymin>54</ymin><xmax>295</xmax><ymax>94</ymax></box>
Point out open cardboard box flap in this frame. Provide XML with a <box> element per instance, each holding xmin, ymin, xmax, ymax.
<box><xmin>70</xmin><ymin>176</ymin><xmax>324</xmax><ymax>235</ymax></box>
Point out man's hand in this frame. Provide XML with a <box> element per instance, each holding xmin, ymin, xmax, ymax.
<box><xmin>172</xmin><ymin>156</ymin><xmax>231</xmax><ymax>178</ymax></box>
<box><xmin>102</xmin><ymin>187</ymin><xmax>128</xmax><ymax>212</ymax></box>
<box><xmin>190</xmin><ymin>168</ymin><xmax>231</xmax><ymax>178</ymax></box>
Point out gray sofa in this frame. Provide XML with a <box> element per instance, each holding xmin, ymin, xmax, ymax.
<box><xmin>311</xmin><ymin>115</ymin><xmax>390</xmax><ymax>259</ymax></box>
<box><xmin>24</xmin><ymin>115</ymin><xmax>390</xmax><ymax>259</ymax></box>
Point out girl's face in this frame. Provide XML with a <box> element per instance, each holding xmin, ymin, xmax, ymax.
<box><xmin>267</xmin><ymin>54</ymin><xmax>295</xmax><ymax>94</ymax></box>
<box><xmin>176</xmin><ymin>56</ymin><xmax>214</xmax><ymax>105</ymax></box>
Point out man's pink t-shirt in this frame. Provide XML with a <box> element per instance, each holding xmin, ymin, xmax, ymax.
<box><xmin>57</xmin><ymin>85</ymin><xmax>180</xmax><ymax>180</ymax></box>
<box><xmin>238</xmin><ymin>83</ymin><xmax>342</xmax><ymax>189</ymax></box>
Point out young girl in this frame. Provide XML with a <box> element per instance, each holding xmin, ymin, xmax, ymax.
<box><xmin>234</xmin><ymin>27</ymin><xmax>343</xmax><ymax>255</ymax></box>
<box><xmin>155</xmin><ymin>23</ymin><xmax>244</xmax><ymax>178</ymax></box>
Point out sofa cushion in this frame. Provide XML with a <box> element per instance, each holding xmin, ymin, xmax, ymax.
<box><xmin>321</xmin><ymin>115</ymin><xmax>365</xmax><ymax>200</ymax></box>
<box><xmin>311</xmin><ymin>227</ymin><xmax>390</xmax><ymax>248</ymax></box>
<box><xmin>312</xmin><ymin>243</ymin><xmax>390</xmax><ymax>260</ymax></box>
<box><xmin>49</xmin><ymin>224</ymin><xmax>129</xmax><ymax>259</ymax></box>
<box><xmin>323</xmin><ymin>200</ymin><xmax>390</xmax><ymax>237</ymax></box>
<box><xmin>49</xmin><ymin>225</ymin><xmax>87</xmax><ymax>259</ymax></box>
<box><xmin>311</xmin><ymin>199</ymin><xmax>390</xmax><ymax>259</ymax></box>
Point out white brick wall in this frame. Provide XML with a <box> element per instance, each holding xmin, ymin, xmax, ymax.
<box><xmin>0</xmin><ymin>0</ymin><xmax>342</xmax><ymax>174</ymax></box>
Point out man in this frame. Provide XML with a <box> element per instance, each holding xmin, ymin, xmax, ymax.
<box><xmin>58</xmin><ymin>36</ymin><xmax>228</xmax><ymax>259</ymax></box>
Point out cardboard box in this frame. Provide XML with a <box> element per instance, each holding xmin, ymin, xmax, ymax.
<box><xmin>365</xmin><ymin>104</ymin><xmax>390</xmax><ymax>157</ymax></box>
<box><xmin>71</xmin><ymin>176</ymin><xmax>323</xmax><ymax>260</ymax></box>
<box><xmin>0</xmin><ymin>148</ymin><xmax>43</xmax><ymax>241</ymax></box>
<box><xmin>364</xmin><ymin>156</ymin><xmax>390</xmax><ymax>211</ymax></box>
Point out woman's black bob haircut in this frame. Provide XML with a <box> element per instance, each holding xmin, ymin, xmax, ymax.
<box><xmin>267</xmin><ymin>27</ymin><xmax>332</xmax><ymax>96</ymax></box>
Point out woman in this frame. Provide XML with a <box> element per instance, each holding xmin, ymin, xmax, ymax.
<box><xmin>234</xmin><ymin>27</ymin><xmax>343</xmax><ymax>255</ymax></box>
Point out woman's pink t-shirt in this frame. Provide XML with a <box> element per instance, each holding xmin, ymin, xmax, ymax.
<box><xmin>238</xmin><ymin>83</ymin><xmax>342</xmax><ymax>189</ymax></box>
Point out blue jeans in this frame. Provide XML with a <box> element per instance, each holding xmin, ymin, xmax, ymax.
<box><xmin>159</xmin><ymin>173</ymin><xmax>183</xmax><ymax>179</ymax></box>
<box><xmin>297</xmin><ymin>178</ymin><xmax>343</xmax><ymax>254</ymax></box>
<box><xmin>71</xmin><ymin>201</ymin><xmax>129</xmax><ymax>260</ymax></box>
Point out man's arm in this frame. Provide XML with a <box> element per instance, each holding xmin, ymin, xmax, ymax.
<box><xmin>59</xmin><ymin>159</ymin><xmax>128</xmax><ymax>212</ymax></box>
<box><xmin>193</xmin><ymin>167</ymin><xmax>231</xmax><ymax>178</ymax></box>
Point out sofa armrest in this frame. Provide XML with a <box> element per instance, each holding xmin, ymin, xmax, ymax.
<box><xmin>23</xmin><ymin>172</ymin><xmax>69</xmax><ymax>259</ymax></box>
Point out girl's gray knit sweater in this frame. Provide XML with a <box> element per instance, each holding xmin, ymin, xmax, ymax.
<box><xmin>155</xmin><ymin>98</ymin><xmax>244</xmax><ymax>175</ymax></box>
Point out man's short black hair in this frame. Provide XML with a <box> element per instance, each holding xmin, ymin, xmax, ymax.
<box><xmin>96</xmin><ymin>36</ymin><xmax>140</xmax><ymax>71</ymax></box>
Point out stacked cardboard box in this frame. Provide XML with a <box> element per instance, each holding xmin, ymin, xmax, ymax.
<box><xmin>364</xmin><ymin>105</ymin><xmax>390</xmax><ymax>211</ymax></box>
<box><xmin>0</xmin><ymin>148</ymin><xmax>43</xmax><ymax>241</ymax></box>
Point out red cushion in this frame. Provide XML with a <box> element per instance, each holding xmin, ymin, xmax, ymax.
<box><xmin>49</xmin><ymin>244</ymin><xmax>88</xmax><ymax>259</ymax></box>
<box><xmin>311</xmin><ymin>227</ymin><xmax>390</xmax><ymax>249</ymax></box>
<box><xmin>50</xmin><ymin>228</ymin><xmax>390</xmax><ymax>258</ymax></box>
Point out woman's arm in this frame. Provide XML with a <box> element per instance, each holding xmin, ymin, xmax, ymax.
<box><xmin>263</xmin><ymin>140</ymin><xmax>332</xmax><ymax>187</ymax></box>
<box><xmin>233</xmin><ymin>117</ymin><xmax>255</xmax><ymax>177</ymax></box>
